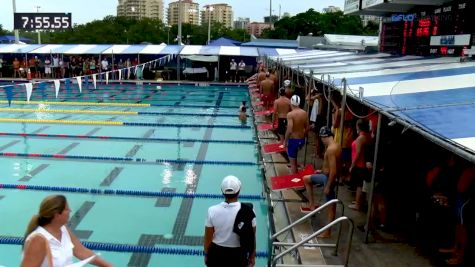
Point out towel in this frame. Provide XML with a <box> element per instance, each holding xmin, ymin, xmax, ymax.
<box><xmin>310</xmin><ymin>99</ymin><xmax>319</xmax><ymax>123</ymax></box>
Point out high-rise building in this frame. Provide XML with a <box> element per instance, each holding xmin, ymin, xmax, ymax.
<box><xmin>117</xmin><ymin>0</ymin><xmax>164</xmax><ymax>21</ymax></box>
<box><xmin>247</xmin><ymin>22</ymin><xmax>271</xmax><ymax>37</ymax></box>
<box><xmin>234</xmin><ymin>17</ymin><xmax>250</xmax><ymax>30</ymax></box>
<box><xmin>201</xmin><ymin>4</ymin><xmax>233</xmax><ymax>28</ymax></box>
<box><xmin>323</xmin><ymin>6</ymin><xmax>342</xmax><ymax>13</ymax></box>
<box><xmin>263</xmin><ymin>15</ymin><xmax>279</xmax><ymax>24</ymax></box>
<box><xmin>167</xmin><ymin>0</ymin><xmax>200</xmax><ymax>26</ymax></box>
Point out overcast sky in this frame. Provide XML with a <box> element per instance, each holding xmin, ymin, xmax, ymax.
<box><xmin>1</xmin><ymin>0</ymin><xmax>345</xmax><ymax>30</ymax></box>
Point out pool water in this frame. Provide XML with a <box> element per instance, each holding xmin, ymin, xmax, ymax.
<box><xmin>0</xmin><ymin>83</ymin><xmax>269</xmax><ymax>266</ymax></box>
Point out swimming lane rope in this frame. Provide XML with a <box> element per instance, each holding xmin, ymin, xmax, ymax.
<box><xmin>0</xmin><ymin>108</ymin><xmax>248</xmax><ymax>117</ymax></box>
<box><xmin>0</xmin><ymin>183</ymin><xmax>264</xmax><ymax>200</ymax></box>
<box><xmin>0</xmin><ymin>118</ymin><xmax>251</xmax><ymax>129</ymax></box>
<box><xmin>0</xmin><ymin>132</ymin><xmax>256</xmax><ymax>144</ymax></box>
<box><xmin>0</xmin><ymin>152</ymin><xmax>258</xmax><ymax>166</ymax></box>
<box><xmin>0</xmin><ymin>237</ymin><xmax>268</xmax><ymax>257</ymax></box>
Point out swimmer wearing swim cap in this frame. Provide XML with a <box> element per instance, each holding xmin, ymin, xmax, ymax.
<box><xmin>284</xmin><ymin>94</ymin><xmax>309</xmax><ymax>174</ymax></box>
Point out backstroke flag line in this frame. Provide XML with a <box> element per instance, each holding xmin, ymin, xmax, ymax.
<box><xmin>76</xmin><ymin>76</ymin><xmax>82</xmax><ymax>93</ymax></box>
<box><xmin>25</xmin><ymin>83</ymin><xmax>33</xmax><ymax>102</ymax></box>
<box><xmin>92</xmin><ymin>74</ymin><xmax>97</xmax><ymax>89</ymax></box>
<box><xmin>54</xmin><ymin>80</ymin><xmax>60</xmax><ymax>98</ymax></box>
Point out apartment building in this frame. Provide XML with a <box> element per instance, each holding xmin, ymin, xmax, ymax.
<box><xmin>201</xmin><ymin>3</ymin><xmax>233</xmax><ymax>28</ymax></box>
<box><xmin>168</xmin><ymin>0</ymin><xmax>200</xmax><ymax>26</ymax></box>
<box><xmin>117</xmin><ymin>0</ymin><xmax>164</xmax><ymax>21</ymax></box>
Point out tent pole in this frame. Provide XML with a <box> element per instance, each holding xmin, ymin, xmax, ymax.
<box><xmin>326</xmin><ymin>74</ymin><xmax>332</xmax><ymax>128</ymax></box>
<box><xmin>335</xmin><ymin>78</ymin><xmax>347</xmax><ymax>198</ymax></box>
<box><xmin>111</xmin><ymin>50</ymin><xmax>114</xmax><ymax>80</ymax></box>
<box><xmin>177</xmin><ymin>55</ymin><xmax>181</xmax><ymax>81</ymax></box>
<box><xmin>217</xmin><ymin>56</ymin><xmax>220</xmax><ymax>82</ymax></box>
<box><xmin>364</xmin><ymin>112</ymin><xmax>382</xmax><ymax>243</ymax></box>
<box><xmin>303</xmin><ymin>70</ymin><xmax>311</xmax><ymax>166</ymax></box>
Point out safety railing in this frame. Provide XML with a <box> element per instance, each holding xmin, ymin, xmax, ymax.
<box><xmin>270</xmin><ymin>199</ymin><xmax>354</xmax><ymax>267</ymax></box>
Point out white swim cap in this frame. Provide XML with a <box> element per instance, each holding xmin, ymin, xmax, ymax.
<box><xmin>221</xmin><ymin>175</ymin><xmax>241</xmax><ymax>195</ymax></box>
<box><xmin>291</xmin><ymin>95</ymin><xmax>300</xmax><ymax>106</ymax></box>
<box><xmin>284</xmin><ymin>80</ymin><xmax>291</xmax><ymax>87</ymax></box>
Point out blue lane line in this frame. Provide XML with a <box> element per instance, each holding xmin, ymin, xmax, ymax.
<box><xmin>0</xmin><ymin>132</ymin><xmax>256</xmax><ymax>144</ymax></box>
<box><xmin>150</xmin><ymin>104</ymin><xmax>240</xmax><ymax>109</ymax></box>
<box><xmin>123</xmin><ymin>122</ymin><xmax>250</xmax><ymax>129</ymax></box>
<box><xmin>0</xmin><ymin>237</ymin><xmax>268</xmax><ymax>257</ymax></box>
<box><xmin>137</xmin><ymin>112</ymin><xmax>247</xmax><ymax>117</ymax></box>
<box><xmin>0</xmin><ymin>152</ymin><xmax>258</xmax><ymax>166</ymax></box>
<box><xmin>0</xmin><ymin>183</ymin><xmax>264</xmax><ymax>200</ymax></box>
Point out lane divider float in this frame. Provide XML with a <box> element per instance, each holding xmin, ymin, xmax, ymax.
<box><xmin>0</xmin><ymin>237</ymin><xmax>268</xmax><ymax>257</ymax></box>
<box><xmin>0</xmin><ymin>183</ymin><xmax>264</xmax><ymax>200</ymax></box>
<box><xmin>0</xmin><ymin>132</ymin><xmax>256</xmax><ymax>144</ymax></box>
<box><xmin>0</xmin><ymin>108</ymin><xmax>246</xmax><ymax>117</ymax></box>
<box><xmin>0</xmin><ymin>100</ymin><xmax>150</xmax><ymax>107</ymax></box>
<box><xmin>0</xmin><ymin>118</ymin><xmax>251</xmax><ymax>129</ymax></box>
<box><xmin>0</xmin><ymin>152</ymin><xmax>258</xmax><ymax>166</ymax></box>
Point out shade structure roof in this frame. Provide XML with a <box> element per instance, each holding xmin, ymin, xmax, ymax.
<box><xmin>0</xmin><ymin>44</ymin><xmax>299</xmax><ymax>58</ymax></box>
<box><xmin>273</xmin><ymin>49</ymin><xmax>475</xmax><ymax>161</ymax></box>
<box><xmin>208</xmin><ymin>37</ymin><xmax>241</xmax><ymax>46</ymax></box>
<box><xmin>0</xmin><ymin>44</ymin><xmax>44</xmax><ymax>53</ymax></box>
<box><xmin>101</xmin><ymin>45</ymin><xmax>147</xmax><ymax>54</ymax></box>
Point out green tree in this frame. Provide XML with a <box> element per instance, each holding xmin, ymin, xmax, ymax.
<box><xmin>363</xmin><ymin>21</ymin><xmax>379</xmax><ymax>36</ymax></box>
<box><xmin>262</xmin><ymin>9</ymin><xmax>375</xmax><ymax>39</ymax></box>
<box><xmin>5</xmin><ymin>15</ymin><xmax>251</xmax><ymax>45</ymax></box>
<box><xmin>0</xmin><ymin>24</ymin><xmax>9</xmax><ymax>35</ymax></box>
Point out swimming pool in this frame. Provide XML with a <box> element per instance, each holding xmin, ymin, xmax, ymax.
<box><xmin>0</xmin><ymin>82</ymin><xmax>269</xmax><ymax>266</ymax></box>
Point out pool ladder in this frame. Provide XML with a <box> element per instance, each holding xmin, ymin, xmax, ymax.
<box><xmin>270</xmin><ymin>199</ymin><xmax>354</xmax><ymax>267</ymax></box>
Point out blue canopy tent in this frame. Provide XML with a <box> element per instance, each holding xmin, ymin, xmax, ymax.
<box><xmin>208</xmin><ymin>37</ymin><xmax>241</xmax><ymax>46</ymax></box>
<box><xmin>0</xmin><ymin>35</ymin><xmax>33</xmax><ymax>44</ymax></box>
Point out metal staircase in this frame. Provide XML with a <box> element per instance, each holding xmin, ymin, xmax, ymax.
<box><xmin>270</xmin><ymin>199</ymin><xmax>354</xmax><ymax>267</ymax></box>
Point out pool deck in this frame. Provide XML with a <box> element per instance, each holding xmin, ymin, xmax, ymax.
<box><xmin>252</xmin><ymin>90</ymin><xmax>436</xmax><ymax>267</ymax></box>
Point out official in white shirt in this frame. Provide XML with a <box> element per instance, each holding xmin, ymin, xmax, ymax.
<box><xmin>204</xmin><ymin>176</ymin><xmax>256</xmax><ymax>267</ymax></box>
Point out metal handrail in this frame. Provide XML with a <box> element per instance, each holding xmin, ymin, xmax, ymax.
<box><xmin>272</xmin><ymin>216</ymin><xmax>355</xmax><ymax>267</ymax></box>
<box><xmin>270</xmin><ymin>199</ymin><xmax>346</xmax><ymax>266</ymax></box>
<box><xmin>271</xmin><ymin>199</ymin><xmax>342</xmax><ymax>240</ymax></box>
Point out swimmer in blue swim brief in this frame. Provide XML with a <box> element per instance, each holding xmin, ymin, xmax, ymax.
<box><xmin>284</xmin><ymin>95</ymin><xmax>309</xmax><ymax>174</ymax></box>
<box><xmin>287</xmin><ymin>138</ymin><xmax>305</xmax><ymax>158</ymax></box>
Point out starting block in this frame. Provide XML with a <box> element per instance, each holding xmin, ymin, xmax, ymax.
<box><xmin>263</xmin><ymin>142</ymin><xmax>285</xmax><ymax>154</ymax></box>
<box><xmin>257</xmin><ymin>121</ymin><xmax>277</xmax><ymax>131</ymax></box>
<box><xmin>271</xmin><ymin>165</ymin><xmax>316</xmax><ymax>191</ymax></box>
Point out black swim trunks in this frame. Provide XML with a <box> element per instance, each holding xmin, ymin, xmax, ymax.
<box><xmin>278</xmin><ymin>118</ymin><xmax>287</xmax><ymax>136</ymax></box>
